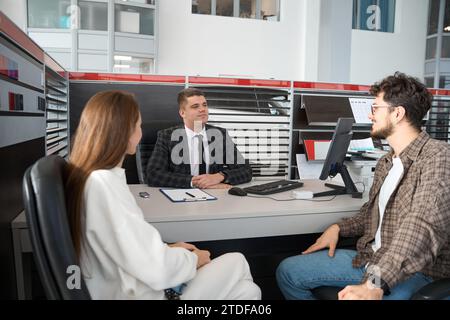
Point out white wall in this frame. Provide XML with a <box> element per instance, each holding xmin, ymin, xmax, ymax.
<box><xmin>158</xmin><ymin>0</ymin><xmax>304</xmax><ymax>80</ymax></box>
<box><xmin>349</xmin><ymin>0</ymin><xmax>429</xmax><ymax>84</ymax></box>
<box><xmin>298</xmin><ymin>0</ymin><xmax>320</xmax><ymax>81</ymax></box>
<box><xmin>158</xmin><ymin>0</ymin><xmax>428</xmax><ymax>84</ymax></box>
<box><xmin>318</xmin><ymin>0</ymin><xmax>353</xmax><ymax>83</ymax></box>
<box><xmin>1</xmin><ymin>0</ymin><xmax>429</xmax><ymax>85</ymax></box>
<box><xmin>0</xmin><ymin>0</ymin><xmax>27</xmax><ymax>31</ymax></box>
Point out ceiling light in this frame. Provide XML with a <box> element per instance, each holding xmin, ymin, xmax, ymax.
<box><xmin>444</xmin><ymin>26</ymin><xmax>450</xmax><ymax>32</ymax></box>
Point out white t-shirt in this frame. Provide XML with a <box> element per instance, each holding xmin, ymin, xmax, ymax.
<box><xmin>372</xmin><ymin>157</ymin><xmax>404</xmax><ymax>253</ymax></box>
<box><xmin>81</xmin><ymin>167</ymin><xmax>197</xmax><ymax>299</ymax></box>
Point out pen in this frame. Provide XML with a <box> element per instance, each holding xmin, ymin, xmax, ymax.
<box><xmin>185</xmin><ymin>192</ymin><xmax>196</xmax><ymax>198</ymax></box>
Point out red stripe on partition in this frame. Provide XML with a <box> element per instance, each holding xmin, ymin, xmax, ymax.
<box><xmin>67</xmin><ymin>72</ymin><xmax>450</xmax><ymax>96</ymax></box>
<box><xmin>429</xmin><ymin>89</ymin><xmax>450</xmax><ymax>96</ymax></box>
<box><xmin>188</xmin><ymin>76</ymin><xmax>291</xmax><ymax>88</ymax></box>
<box><xmin>0</xmin><ymin>12</ymin><xmax>44</xmax><ymax>63</ymax></box>
<box><xmin>69</xmin><ymin>72</ymin><xmax>186</xmax><ymax>84</ymax></box>
<box><xmin>295</xmin><ymin>81</ymin><xmax>371</xmax><ymax>92</ymax></box>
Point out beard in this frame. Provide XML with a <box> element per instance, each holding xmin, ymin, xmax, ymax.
<box><xmin>371</xmin><ymin>119</ymin><xmax>394</xmax><ymax>139</ymax></box>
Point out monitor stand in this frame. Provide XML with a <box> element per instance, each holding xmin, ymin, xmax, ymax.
<box><xmin>314</xmin><ymin>165</ymin><xmax>363</xmax><ymax>199</ymax></box>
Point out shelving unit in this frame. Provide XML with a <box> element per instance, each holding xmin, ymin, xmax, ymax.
<box><xmin>45</xmin><ymin>66</ymin><xmax>69</xmax><ymax>158</ymax></box>
<box><xmin>288</xmin><ymin>87</ymin><xmax>373</xmax><ymax>179</ymax></box>
<box><xmin>0</xmin><ymin>10</ymin><xmax>50</xmax><ymax>300</ymax></box>
<box><xmin>67</xmin><ymin>73</ymin><xmax>450</xmax><ymax>185</ymax></box>
<box><xmin>426</xmin><ymin>94</ymin><xmax>450</xmax><ymax>143</ymax></box>
<box><xmin>189</xmin><ymin>81</ymin><xmax>292</xmax><ymax>179</ymax></box>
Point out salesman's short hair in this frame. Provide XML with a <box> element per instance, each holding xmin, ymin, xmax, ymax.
<box><xmin>177</xmin><ymin>88</ymin><xmax>206</xmax><ymax>108</ymax></box>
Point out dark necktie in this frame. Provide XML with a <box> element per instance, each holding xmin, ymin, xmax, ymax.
<box><xmin>197</xmin><ymin>134</ymin><xmax>206</xmax><ymax>175</ymax></box>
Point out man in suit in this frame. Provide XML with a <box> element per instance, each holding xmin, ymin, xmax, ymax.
<box><xmin>146</xmin><ymin>88</ymin><xmax>252</xmax><ymax>189</ymax></box>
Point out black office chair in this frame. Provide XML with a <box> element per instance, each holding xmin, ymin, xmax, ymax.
<box><xmin>311</xmin><ymin>277</ymin><xmax>450</xmax><ymax>300</ymax></box>
<box><xmin>122</xmin><ymin>153</ymin><xmax>141</xmax><ymax>184</ymax></box>
<box><xmin>123</xmin><ymin>120</ymin><xmax>182</xmax><ymax>184</ymax></box>
<box><xmin>22</xmin><ymin>155</ymin><xmax>91</xmax><ymax>300</ymax></box>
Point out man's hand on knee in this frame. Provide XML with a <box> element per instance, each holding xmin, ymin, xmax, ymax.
<box><xmin>302</xmin><ymin>224</ymin><xmax>340</xmax><ymax>257</ymax></box>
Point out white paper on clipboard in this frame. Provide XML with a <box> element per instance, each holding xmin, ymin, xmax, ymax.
<box><xmin>160</xmin><ymin>188</ymin><xmax>217</xmax><ymax>202</ymax></box>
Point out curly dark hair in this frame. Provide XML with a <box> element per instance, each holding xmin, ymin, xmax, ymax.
<box><xmin>370</xmin><ymin>72</ymin><xmax>433</xmax><ymax>131</ymax></box>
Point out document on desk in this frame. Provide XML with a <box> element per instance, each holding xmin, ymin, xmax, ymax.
<box><xmin>160</xmin><ymin>188</ymin><xmax>217</xmax><ymax>203</ymax></box>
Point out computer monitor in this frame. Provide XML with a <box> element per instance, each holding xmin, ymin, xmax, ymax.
<box><xmin>314</xmin><ymin>118</ymin><xmax>363</xmax><ymax>198</ymax></box>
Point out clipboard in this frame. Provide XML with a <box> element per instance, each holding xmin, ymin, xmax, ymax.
<box><xmin>160</xmin><ymin>188</ymin><xmax>217</xmax><ymax>203</ymax></box>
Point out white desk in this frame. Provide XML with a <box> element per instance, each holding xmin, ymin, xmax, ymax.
<box><xmin>11</xmin><ymin>211</ymin><xmax>31</xmax><ymax>300</ymax></box>
<box><xmin>12</xmin><ymin>179</ymin><xmax>367</xmax><ymax>299</ymax></box>
<box><xmin>130</xmin><ymin>179</ymin><xmax>367</xmax><ymax>243</ymax></box>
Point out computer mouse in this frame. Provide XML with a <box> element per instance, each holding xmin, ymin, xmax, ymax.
<box><xmin>228</xmin><ymin>187</ymin><xmax>248</xmax><ymax>197</ymax></box>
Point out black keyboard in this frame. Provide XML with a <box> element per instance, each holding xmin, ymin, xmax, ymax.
<box><xmin>243</xmin><ymin>180</ymin><xmax>304</xmax><ymax>195</ymax></box>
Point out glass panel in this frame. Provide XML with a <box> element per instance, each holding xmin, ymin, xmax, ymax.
<box><xmin>440</xmin><ymin>75</ymin><xmax>450</xmax><ymax>89</ymax></box>
<box><xmin>216</xmin><ymin>0</ymin><xmax>234</xmax><ymax>17</ymax></box>
<box><xmin>123</xmin><ymin>0</ymin><xmax>155</xmax><ymax>5</ymax></box>
<box><xmin>115</xmin><ymin>4</ymin><xmax>154</xmax><ymax>35</ymax></box>
<box><xmin>79</xmin><ymin>1</ymin><xmax>108</xmax><ymax>31</ymax></box>
<box><xmin>443</xmin><ymin>36</ymin><xmax>450</xmax><ymax>58</ymax></box>
<box><xmin>424</xmin><ymin>77</ymin><xmax>434</xmax><ymax>88</ymax></box>
<box><xmin>27</xmin><ymin>0</ymin><xmax>71</xmax><ymax>29</ymax></box>
<box><xmin>240</xmin><ymin>0</ymin><xmax>257</xmax><ymax>19</ymax></box>
<box><xmin>261</xmin><ymin>0</ymin><xmax>279</xmax><ymax>21</ymax></box>
<box><xmin>426</xmin><ymin>37</ymin><xmax>437</xmax><ymax>60</ymax></box>
<box><xmin>428</xmin><ymin>0</ymin><xmax>439</xmax><ymax>35</ymax></box>
<box><xmin>352</xmin><ymin>0</ymin><xmax>396</xmax><ymax>33</ymax></box>
<box><xmin>192</xmin><ymin>0</ymin><xmax>212</xmax><ymax>14</ymax></box>
<box><xmin>113</xmin><ymin>55</ymin><xmax>153</xmax><ymax>74</ymax></box>
<box><xmin>444</xmin><ymin>0</ymin><xmax>450</xmax><ymax>33</ymax></box>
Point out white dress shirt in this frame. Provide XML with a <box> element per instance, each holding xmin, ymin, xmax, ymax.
<box><xmin>185</xmin><ymin>125</ymin><xmax>210</xmax><ymax>176</ymax></box>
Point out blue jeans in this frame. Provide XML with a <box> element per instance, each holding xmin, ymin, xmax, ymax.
<box><xmin>276</xmin><ymin>249</ymin><xmax>434</xmax><ymax>300</ymax></box>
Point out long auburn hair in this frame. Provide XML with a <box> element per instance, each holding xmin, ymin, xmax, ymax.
<box><xmin>66</xmin><ymin>90</ymin><xmax>140</xmax><ymax>259</ymax></box>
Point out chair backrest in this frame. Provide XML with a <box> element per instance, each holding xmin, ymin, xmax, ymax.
<box><xmin>140</xmin><ymin>121</ymin><xmax>182</xmax><ymax>181</ymax></box>
<box><xmin>22</xmin><ymin>155</ymin><xmax>91</xmax><ymax>300</ymax></box>
<box><xmin>123</xmin><ymin>121</ymin><xmax>182</xmax><ymax>184</ymax></box>
<box><xmin>122</xmin><ymin>153</ymin><xmax>141</xmax><ymax>184</ymax></box>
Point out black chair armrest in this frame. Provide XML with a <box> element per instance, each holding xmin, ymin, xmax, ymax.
<box><xmin>311</xmin><ymin>286</ymin><xmax>342</xmax><ymax>300</ymax></box>
<box><xmin>411</xmin><ymin>278</ymin><xmax>450</xmax><ymax>300</ymax></box>
<box><xmin>337</xmin><ymin>236</ymin><xmax>359</xmax><ymax>249</ymax></box>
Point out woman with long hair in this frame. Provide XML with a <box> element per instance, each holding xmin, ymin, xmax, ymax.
<box><xmin>66</xmin><ymin>90</ymin><xmax>260</xmax><ymax>300</ymax></box>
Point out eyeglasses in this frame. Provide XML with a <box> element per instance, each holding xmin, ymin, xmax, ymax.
<box><xmin>371</xmin><ymin>104</ymin><xmax>393</xmax><ymax>115</ymax></box>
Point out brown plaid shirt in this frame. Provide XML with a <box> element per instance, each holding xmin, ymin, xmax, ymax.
<box><xmin>338</xmin><ymin>131</ymin><xmax>450</xmax><ymax>289</ymax></box>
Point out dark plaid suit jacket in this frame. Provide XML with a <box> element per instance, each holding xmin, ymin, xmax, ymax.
<box><xmin>146</xmin><ymin>124</ymin><xmax>252</xmax><ymax>188</ymax></box>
